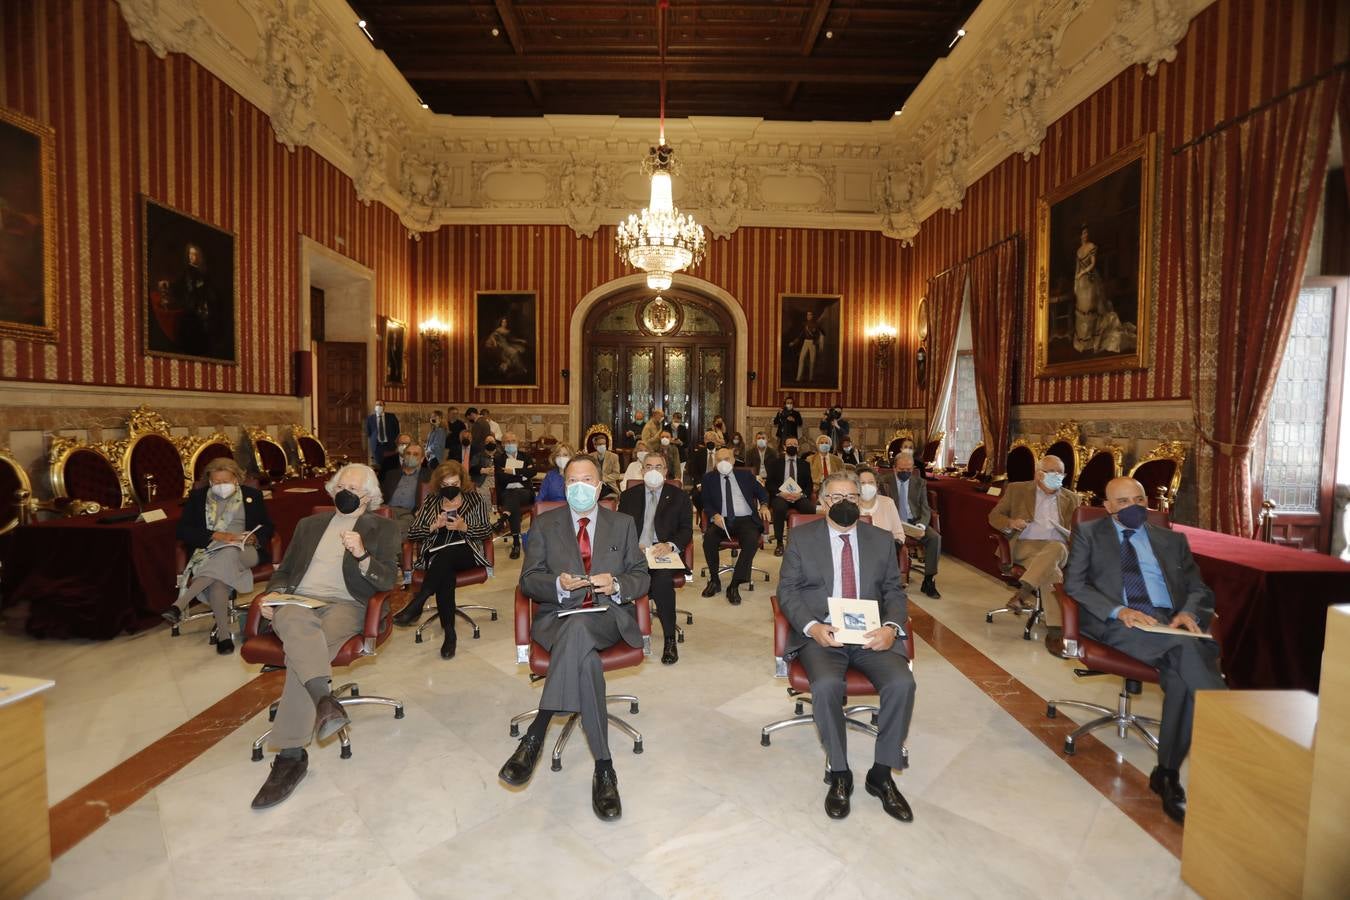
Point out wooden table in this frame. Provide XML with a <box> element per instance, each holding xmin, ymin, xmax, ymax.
<box><xmin>0</xmin><ymin>674</ymin><xmax>55</xmax><ymax>899</ymax></box>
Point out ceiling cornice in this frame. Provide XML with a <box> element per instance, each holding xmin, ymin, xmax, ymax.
<box><xmin>113</xmin><ymin>0</ymin><xmax>1213</xmax><ymax>243</ymax></box>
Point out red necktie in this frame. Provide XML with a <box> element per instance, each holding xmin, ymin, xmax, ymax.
<box><xmin>824</xmin><ymin>456</ymin><xmax>831</xmax><ymax>476</ymax></box>
<box><xmin>839</xmin><ymin>533</ymin><xmax>857</xmax><ymax>598</ymax></box>
<box><xmin>577</xmin><ymin>516</ymin><xmax>594</xmax><ymax>607</ymax></box>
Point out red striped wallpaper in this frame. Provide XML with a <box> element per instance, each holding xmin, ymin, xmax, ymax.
<box><xmin>903</xmin><ymin>0</ymin><xmax>1350</xmax><ymax>407</ymax></box>
<box><xmin>411</xmin><ymin>224</ymin><xmax>910</xmax><ymax>409</ymax></box>
<box><xmin>0</xmin><ymin>0</ymin><xmax>414</xmax><ymax>398</ymax></box>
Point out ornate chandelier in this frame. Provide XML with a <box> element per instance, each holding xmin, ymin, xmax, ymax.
<box><xmin>614</xmin><ymin>0</ymin><xmax>706</xmax><ymax>292</ymax></box>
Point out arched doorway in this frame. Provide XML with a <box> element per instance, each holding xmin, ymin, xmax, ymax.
<box><xmin>581</xmin><ymin>285</ymin><xmax>736</xmax><ymax>442</ymax></box>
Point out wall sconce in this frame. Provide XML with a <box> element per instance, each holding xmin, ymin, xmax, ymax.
<box><xmin>866</xmin><ymin>323</ymin><xmax>898</xmax><ymax>369</ymax></box>
<box><xmin>419</xmin><ymin>316</ymin><xmax>449</xmax><ymax>367</ymax></box>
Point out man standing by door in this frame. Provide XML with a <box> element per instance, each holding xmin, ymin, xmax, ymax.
<box><xmin>364</xmin><ymin>400</ymin><xmax>398</xmax><ymax>467</ymax></box>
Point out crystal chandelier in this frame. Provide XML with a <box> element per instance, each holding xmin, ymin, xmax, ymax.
<box><xmin>614</xmin><ymin>0</ymin><xmax>706</xmax><ymax>292</ymax></box>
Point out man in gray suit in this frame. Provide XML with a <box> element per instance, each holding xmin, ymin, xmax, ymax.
<box><xmin>250</xmin><ymin>463</ymin><xmax>401</xmax><ymax>810</ymax></box>
<box><xmin>1064</xmin><ymin>476</ymin><xmax>1226</xmax><ymax>824</ymax></box>
<box><xmin>498</xmin><ymin>456</ymin><xmax>650</xmax><ymax>821</ymax></box>
<box><xmin>778</xmin><ymin>471</ymin><xmax>916</xmax><ymax>823</ymax></box>
<box><xmin>878</xmin><ymin>450</ymin><xmax>942</xmax><ymax>598</ymax></box>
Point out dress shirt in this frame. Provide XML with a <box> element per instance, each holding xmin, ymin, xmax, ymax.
<box><xmin>389</xmin><ymin>470</ymin><xmax>420</xmax><ymax>510</ymax></box>
<box><xmin>894</xmin><ymin>476</ymin><xmax>912</xmax><ymax>520</ymax></box>
<box><xmin>1019</xmin><ymin>487</ymin><xmax>1067</xmax><ymax>542</ymax></box>
<box><xmin>803</xmin><ymin>524</ymin><xmax>903</xmax><ymax>639</ymax></box>
<box><xmin>425</xmin><ymin>427</ymin><xmax>446</xmax><ymax>463</ymax></box>
<box><xmin>1108</xmin><ymin>517</ymin><xmax>1172</xmax><ymax>618</ymax></box>
<box><xmin>723</xmin><ymin>472</ymin><xmax>754</xmax><ymax>518</ymax></box>
<box><xmin>554</xmin><ymin>507</ymin><xmax>625</xmax><ymax>604</ymax></box>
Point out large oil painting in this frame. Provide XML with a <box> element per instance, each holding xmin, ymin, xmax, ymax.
<box><xmin>779</xmin><ymin>293</ymin><xmax>842</xmax><ymax>392</ymax></box>
<box><xmin>142</xmin><ymin>197</ymin><xmax>237</xmax><ymax>364</ymax></box>
<box><xmin>0</xmin><ymin>106</ymin><xmax>57</xmax><ymax>341</ymax></box>
<box><xmin>475</xmin><ymin>291</ymin><xmax>537</xmax><ymax>388</ymax></box>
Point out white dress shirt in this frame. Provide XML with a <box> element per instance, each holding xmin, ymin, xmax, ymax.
<box><xmin>720</xmin><ymin>471</ymin><xmax>754</xmax><ymax>517</ymax></box>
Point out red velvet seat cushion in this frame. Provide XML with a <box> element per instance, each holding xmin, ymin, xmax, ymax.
<box><xmin>787</xmin><ymin>659</ymin><xmax>881</xmax><ymax>695</ymax></box>
<box><xmin>1081</xmin><ymin>639</ymin><xmax>1161</xmax><ymax>684</ymax></box>
<box><xmin>130</xmin><ymin>434</ymin><xmax>186</xmax><ymax>503</ymax></box>
<box><xmin>1076</xmin><ymin>452</ymin><xmax>1116</xmax><ymax>502</ymax></box>
<box><xmin>528</xmin><ymin>640</ymin><xmax>645</xmax><ymax>676</ymax></box>
<box><xmin>64</xmin><ymin>449</ymin><xmax>124</xmax><ymax>507</ymax></box>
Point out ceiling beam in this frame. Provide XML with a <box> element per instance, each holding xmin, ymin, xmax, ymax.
<box><xmin>492</xmin><ymin>0</ymin><xmax>545</xmax><ymax>107</ymax></box>
<box><xmin>799</xmin><ymin>0</ymin><xmax>831</xmax><ymax>54</ymax></box>
<box><xmin>402</xmin><ymin>55</ymin><xmax>925</xmax><ymax>84</ymax></box>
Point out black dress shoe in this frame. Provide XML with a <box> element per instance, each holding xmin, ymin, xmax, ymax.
<box><xmin>774</xmin><ymin>544</ymin><xmax>785</xmax><ymax>557</ymax></box>
<box><xmin>393</xmin><ymin>594</ymin><xmax>429</xmax><ymax>627</ymax></box>
<box><xmin>700</xmin><ymin>580</ymin><xmax>722</xmax><ymax>598</ymax></box>
<box><xmin>440</xmin><ymin>632</ymin><xmax>457</xmax><ymax>660</ymax></box>
<box><xmin>726</xmin><ymin>583</ymin><xmax>743</xmax><ymax>605</ymax></box>
<box><xmin>314</xmin><ymin>694</ymin><xmax>351</xmax><ymax>742</ymax></box>
<box><xmin>824</xmin><ymin>771</ymin><xmax>853</xmax><ymax>819</ymax></box>
<box><xmin>921</xmin><ymin>578</ymin><xmax>941</xmax><ymax>599</ymax></box>
<box><xmin>251</xmin><ymin>750</ymin><xmax>308</xmax><ymax>809</ymax></box>
<box><xmin>216</xmin><ymin>638</ymin><xmax>235</xmax><ymax>655</ymax></box>
<box><xmin>509</xmin><ymin>543</ymin><xmax>521</xmax><ymax>560</ymax></box>
<box><xmin>161</xmin><ymin>606</ymin><xmax>183</xmax><ymax>626</ymax></box>
<box><xmin>592</xmin><ymin>768</ymin><xmax>622</xmax><ymax>820</ymax></box>
<box><xmin>1149</xmin><ymin>767</ymin><xmax>1186</xmax><ymax>823</ymax></box>
<box><xmin>661</xmin><ymin>637</ymin><xmax>678</xmax><ymax>665</ymax></box>
<box><xmin>499</xmin><ymin>734</ymin><xmax>544</xmax><ymax>786</ymax></box>
<box><xmin>865</xmin><ymin>774</ymin><xmax>914</xmax><ymax>822</ymax></box>
<box><xmin>1043</xmin><ymin>626</ymin><xmax>1065</xmax><ymax>656</ymax></box>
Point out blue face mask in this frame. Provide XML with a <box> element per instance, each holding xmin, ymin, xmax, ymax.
<box><xmin>566</xmin><ymin>481</ymin><xmax>598</xmax><ymax>513</ymax></box>
<box><xmin>1115</xmin><ymin>503</ymin><xmax>1149</xmax><ymax>529</ymax></box>
<box><xmin>897</xmin><ymin>470</ymin><xmax>911</xmax><ymax>482</ymax></box>
<box><xmin>505</xmin><ymin>443</ymin><xmax>518</xmax><ymax>455</ymax></box>
<box><xmin>1041</xmin><ymin>472</ymin><xmax>1065</xmax><ymax>490</ymax></box>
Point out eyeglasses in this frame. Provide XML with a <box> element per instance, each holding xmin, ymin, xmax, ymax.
<box><xmin>821</xmin><ymin>492</ymin><xmax>861</xmax><ymax>504</ymax></box>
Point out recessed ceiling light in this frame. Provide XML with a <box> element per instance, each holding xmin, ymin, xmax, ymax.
<box><xmin>491</xmin><ymin>27</ymin><xmax>500</xmax><ymax>37</ymax></box>
<box><xmin>825</xmin><ymin>30</ymin><xmax>834</xmax><ymax>39</ymax></box>
<box><xmin>357</xmin><ymin>19</ymin><xmax>366</xmax><ymax>28</ymax></box>
<box><xmin>949</xmin><ymin>27</ymin><xmax>966</xmax><ymax>49</ymax></box>
<box><xmin>420</xmin><ymin>101</ymin><xmax>430</xmax><ymax>110</ymax></box>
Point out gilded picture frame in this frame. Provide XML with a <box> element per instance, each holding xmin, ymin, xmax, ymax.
<box><xmin>474</xmin><ymin>290</ymin><xmax>538</xmax><ymax>389</ymax></box>
<box><xmin>778</xmin><ymin>292</ymin><xmax>842</xmax><ymax>393</ymax></box>
<box><xmin>142</xmin><ymin>196</ymin><xmax>239</xmax><ymax>364</ymax></box>
<box><xmin>0</xmin><ymin>105</ymin><xmax>58</xmax><ymax>341</ymax></box>
<box><xmin>1034</xmin><ymin>133</ymin><xmax>1157</xmax><ymax>378</ymax></box>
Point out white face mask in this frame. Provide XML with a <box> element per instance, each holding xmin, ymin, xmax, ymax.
<box><xmin>636</xmin><ymin>451</ymin><xmax>648</xmax><ymax>463</ymax></box>
<box><xmin>643</xmin><ymin>469</ymin><xmax>665</xmax><ymax>488</ymax></box>
<box><xmin>860</xmin><ymin>483</ymin><xmax>878</xmax><ymax>502</ymax></box>
<box><xmin>818</xmin><ymin>442</ymin><xmax>831</xmax><ymax>453</ymax></box>
<box><xmin>555</xmin><ymin>456</ymin><xmax>570</xmax><ymax>470</ymax></box>
<box><xmin>756</xmin><ymin>438</ymin><xmax>767</xmax><ymax>449</ymax></box>
<box><xmin>595</xmin><ymin>444</ymin><xmax>607</xmax><ymax>455</ymax></box>
<box><xmin>715</xmin><ymin>460</ymin><xmax>734</xmax><ymax>475</ymax></box>
<box><xmin>397</xmin><ymin>442</ymin><xmax>409</xmax><ymax>453</ymax></box>
<box><xmin>660</xmin><ymin>437</ymin><xmax>670</xmax><ymax>446</ymax></box>
<box><xmin>210</xmin><ymin>482</ymin><xmax>237</xmax><ymax>500</ymax></box>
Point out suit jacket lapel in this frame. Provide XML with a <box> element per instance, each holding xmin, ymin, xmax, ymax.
<box><xmin>558</xmin><ymin>509</ymin><xmax>586</xmax><ymax>574</ymax></box>
<box><xmin>592</xmin><ymin>507</ymin><xmax>613</xmax><ymax>569</ymax></box>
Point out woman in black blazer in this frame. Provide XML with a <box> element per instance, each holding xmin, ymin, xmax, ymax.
<box><xmin>166</xmin><ymin>457</ymin><xmax>275</xmax><ymax>654</ymax></box>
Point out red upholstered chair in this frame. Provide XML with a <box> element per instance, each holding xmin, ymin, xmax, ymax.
<box><xmin>127</xmin><ymin>433</ymin><xmax>187</xmax><ymax>505</ymax></box>
<box><xmin>56</xmin><ymin>445</ymin><xmax>126</xmax><ymax>509</ymax></box>
<box><xmin>188</xmin><ymin>437</ymin><xmax>234</xmax><ymax>488</ymax></box>
<box><xmin>760</xmin><ymin>595</ymin><xmax>914</xmax><ymax>762</ymax></box>
<box><xmin>400</xmin><ymin>533</ymin><xmax>497</xmax><ymax>641</ymax></box>
<box><xmin>1005</xmin><ymin>444</ymin><xmax>1037</xmax><ymax>483</ymax></box>
<box><xmin>171</xmin><ymin>533</ymin><xmax>286</xmax><ymax>641</ymax></box>
<box><xmin>1043</xmin><ymin>505</ymin><xmax>1172</xmax><ymax>755</ymax></box>
<box><xmin>698</xmin><ymin>509</ymin><xmax>770</xmax><ymax>589</ymax></box>
<box><xmin>963</xmin><ymin>444</ymin><xmax>988</xmax><ymax>478</ymax></box>
<box><xmin>242</xmin><ymin>588</ymin><xmax>405</xmax><ymax>761</ymax></box>
<box><xmin>901</xmin><ymin>490</ymin><xmax>942</xmax><ymax>583</ymax></box>
<box><xmin>507</xmin><ymin>586</ymin><xmax>651</xmax><ymax>771</ymax></box>
<box><xmin>984</xmin><ymin>530</ymin><xmax>1046</xmax><ymax>641</ymax></box>
<box><xmin>1075</xmin><ymin>446</ymin><xmax>1124</xmax><ymax>506</ymax></box>
<box><xmin>249</xmin><ymin>428</ymin><xmax>292</xmax><ymax>482</ymax></box>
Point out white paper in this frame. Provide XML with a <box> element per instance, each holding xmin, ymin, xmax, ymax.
<box><xmin>1137</xmin><ymin>624</ymin><xmax>1215</xmax><ymax>640</ymax></box>
<box><xmin>987</xmin><ymin>486</ymin><xmax>1003</xmax><ymax>497</ymax></box>
<box><xmin>645</xmin><ymin>546</ymin><xmax>686</xmax><ymax>569</ymax></box>
<box><xmin>826</xmin><ymin>597</ymin><xmax>881</xmax><ymax>645</ymax></box>
<box><xmin>558</xmin><ymin>606</ymin><xmax>609</xmax><ymax>617</ymax></box>
<box><xmin>504</xmin><ymin>458</ymin><xmax>523</xmax><ymax>472</ymax></box>
<box><xmin>137</xmin><ymin>508</ymin><xmax>168</xmax><ymax>523</ymax></box>
<box><xmin>901</xmin><ymin>522</ymin><xmax>926</xmax><ymax>539</ymax></box>
<box><xmin>261</xmin><ymin>594</ymin><xmax>329</xmax><ymax>609</ymax></box>
<box><xmin>779</xmin><ymin>477</ymin><xmax>803</xmax><ymax>496</ymax></box>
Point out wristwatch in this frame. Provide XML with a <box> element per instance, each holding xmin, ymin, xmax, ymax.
<box><xmin>351</xmin><ymin>550</ymin><xmax>370</xmax><ymax>562</ymax></box>
<box><xmin>887</xmin><ymin>623</ymin><xmax>903</xmax><ymax>639</ymax></box>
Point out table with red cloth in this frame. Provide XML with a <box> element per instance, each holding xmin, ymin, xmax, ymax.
<box><xmin>2</xmin><ymin>478</ymin><xmax>331</xmax><ymax>640</ymax></box>
<box><xmin>926</xmin><ymin>476</ymin><xmax>1350</xmax><ymax>691</ymax></box>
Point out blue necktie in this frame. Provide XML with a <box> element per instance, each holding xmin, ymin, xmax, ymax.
<box><xmin>1120</xmin><ymin>529</ymin><xmax>1165</xmax><ymax>621</ymax></box>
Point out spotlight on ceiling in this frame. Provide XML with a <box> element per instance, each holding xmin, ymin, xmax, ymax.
<box><xmin>949</xmin><ymin>27</ymin><xmax>966</xmax><ymax>49</ymax></box>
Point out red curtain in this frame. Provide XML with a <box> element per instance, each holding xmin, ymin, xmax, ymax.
<box><xmin>923</xmin><ymin>263</ymin><xmax>968</xmax><ymax>445</ymax></box>
<box><xmin>966</xmin><ymin>239</ymin><xmax>1020</xmax><ymax>475</ymax></box>
<box><xmin>1184</xmin><ymin>73</ymin><xmax>1346</xmax><ymax>536</ymax></box>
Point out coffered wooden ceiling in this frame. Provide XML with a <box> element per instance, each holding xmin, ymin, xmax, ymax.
<box><xmin>349</xmin><ymin>1</ymin><xmax>981</xmax><ymax>121</ymax></box>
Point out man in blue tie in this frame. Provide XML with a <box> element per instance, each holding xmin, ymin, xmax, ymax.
<box><xmin>1063</xmin><ymin>476</ymin><xmax>1226</xmax><ymax>824</ymax></box>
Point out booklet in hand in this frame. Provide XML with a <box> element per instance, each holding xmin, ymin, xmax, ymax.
<box><xmin>900</xmin><ymin>522</ymin><xmax>926</xmax><ymax>539</ymax></box>
<box><xmin>644</xmin><ymin>546</ymin><xmax>686</xmax><ymax>569</ymax></box>
<box><xmin>1137</xmin><ymin>623</ymin><xmax>1215</xmax><ymax>640</ymax></box>
<box><xmin>827</xmin><ymin>597</ymin><xmax>881</xmax><ymax>645</ymax></box>
<box><xmin>779</xmin><ymin>477</ymin><xmax>803</xmax><ymax>496</ymax></box>
<box><xmin>261</xmin><ymin>593</ymin><xmax>328</xmax><ymax>609</ymax></box>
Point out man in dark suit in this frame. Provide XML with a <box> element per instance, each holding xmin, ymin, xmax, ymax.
<box><xmin>1064</xmin><ymin>476</ymin><xmax>1226</xmax><ymax>823</ymax></box>
<box><xmin>380</xmin><ymin>440</ymin><xmax>429</xmax><ymax>545</ymax></box>
<box><xmin>700</xmin><ymin>447</ymin><xmax>770</xmax><ymax>605</ymax></box>
<box><xmin>670</xmin><ymin>411</ymin><xmax>690</xmax><ymax>463</ymax></box>
<box><xmin>466</xmin><ymin>407</ymin><xmax>491</xmax><ymax>453</ymax></box>
<box><xmin>364</xmin><ymin>400</ymin><xmax>399</xmax><ymax>467</ymax></box>
<box><xmin>778</xmin><ymin>471</ymin><xmax>915</xmax><ymax>822</ymax></box>
<box><xmin>493</xmin><ymin>431</ymin><xmax>536</xmax><ymax>559</ymax></box>
<box><xmin>838</xmin><ymin>434</ymin><xmax>862</xmax><ymax>466</ymax></box>
<box><xmin>746</xmin><ymin>430</ymin><xmax>778</xmax><ymax>479</ymax></box>
<box><xmin>446</xmin><ymin>406</ymin><xmax>467</xmax><ymax>447</ymax></box>
<box><xmin>766</xmin><ymin>436</ymin><xmax>814</xmax><ymax>557</ymax></box>
<box><xmin>618</xmin><ymin>452</ymin><xmax>692</xmax><ymax>664</ymax></box>
<box><xmin>773</xmin><ymin>398</ymin><xmax>803</xmax><ymax>444</ymax></box>
<box><xmin>499</xmin><ymin>457</ymin><xmax>650</xmax><ymax>821</ymax></box>
<box><xmin>685</xmin><ymin>429</ymin><xmax>720</xmax><ymax>516</ymax></box>
<box><xmin>878</xmin><ymin>450</ymin><xmax>942</xmax><ymax>599</ymax></box>
<box><xmin>250</xmin><ymin>463</ymin><xmax>400</xmax><ymax>809</ymax></box>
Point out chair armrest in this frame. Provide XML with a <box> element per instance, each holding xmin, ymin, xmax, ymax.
<box><xmin>361</xmin><ymin>590</ymin><xmax>394</xmax><ymax>655</ymax></box>
<box><xmin>632</xmin><ymin>594</ymin><xmax>652</xmax><ymax>656</ymax></box>
<box><xmin>1055</xmin><ymin>584</ymin><xmax>1083</xmax><ymax>658</ymax></box>
<box><xmin>770</xmin><ymin>595</ymin><xmax>791</xmax><ymax>659</ymax></box>
<box><xmin>682</xmin><ymin>540</ymin><xmax>694</xmax><ymax>570</ymax></box>
<box><xmin>989</xmin><ymin>531</ymin><xmax>1014</xmax><ymax>570</ymax></box>
<box><xmin>514</xmin><ymin>587</ymin><xmax>532</xmax><ymax>662</ymax></box>
<box><xmin>268</xmin><ymin>533</ymin><xmax>283</xmax><ymax>563</ymax></box>
<box><xmin>245</xmin><ymin>593</ymin><xmax>266</xmax><ymax>639</ymax></box>
<box><xmin>402</xmin><ymin>540</ymin><xmax>416</xmax><ymax>574</ymax></box>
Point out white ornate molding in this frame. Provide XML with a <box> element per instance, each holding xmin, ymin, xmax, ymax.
<box><xmin>113</xmin><ymin>0</ymin><xmax>1215</xmax><ymax>242</ymax></box>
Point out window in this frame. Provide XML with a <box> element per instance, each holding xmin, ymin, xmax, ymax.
<box><xmin>1263</xmin><ymin>284</ymin><xmax>1334</xmax><ymax>513</ymax></box>
<box><xmin>949</xmin><ymin>351</ymin><xmax>982</xmax><ymax>464</ymax></box>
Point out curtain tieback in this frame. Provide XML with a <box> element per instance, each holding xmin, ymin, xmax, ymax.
<box><xmin>1193</xmin><ymin>416</ymin><xmax>1252</xmax><ymax>458</ymax></box>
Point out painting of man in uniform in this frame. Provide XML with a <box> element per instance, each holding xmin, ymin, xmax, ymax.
<box><xmin>143</xmin><ymin>197</ymin><xmax>236</xmax><ymax>363</ymax></box>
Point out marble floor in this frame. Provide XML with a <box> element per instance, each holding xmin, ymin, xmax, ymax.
<box><xmin>3</xmin><ymin>537</ymin><xmax>1197</xmax><ymax>899</ymax></box>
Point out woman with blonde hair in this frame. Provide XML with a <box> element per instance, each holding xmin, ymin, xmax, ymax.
<box><xmin>166</xmin><ymin>457</ymin><xmax>274</xmax><ymax>654</ymax></box>
<box><xmin>537</xmin><ymin>443</ymin><xmax>574</xmax><ymax>502</ymax></box>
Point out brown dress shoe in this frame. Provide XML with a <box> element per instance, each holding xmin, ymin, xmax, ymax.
<box><xmin>314</xmin><ymin>694</ymin><xmax>351</xmax><ymax>742</ymax></box>
<box><xmin>251</xmin><ymin>750</ymin><xmax>308</xmax><ymax>809</ymax></box>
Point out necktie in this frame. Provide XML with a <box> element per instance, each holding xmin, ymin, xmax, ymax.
<box><xmin>723</xmin><ymin>475</ymin><xmax>736</xmax><ymax>525</ymax></box>
<box><xmin>641</xmin><ymin>490</ymin><xmax>658</xmax><ymax>547</ymax></box>
<box><xmin>839</xmin><ymin>533</ymin><xmax>857</xmax><ymax>598</ymax></box>
<box><xmin>1120</xmin><ymin>529</ymin><xmax>1163</xmax><ymax>620</ymax></box>
<box><xmin>377</xmin><ymin>414</ymin><xmax>386</xmax><ymax>443</ymax></box>
<box><xmin>788</xmin><ymin>459</ymin><xmax>795</xmax><ymax>484</ymax></box>
<box><xmin>577</xmin><ymin>516</ymin><xmax>593</xmax><ymax>607</ymax></box>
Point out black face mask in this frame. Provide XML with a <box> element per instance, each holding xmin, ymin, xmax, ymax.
<box><xmin>438</xmin><ymin>485</ymin><xmax>461</xmax><ymax>502</ymax></box>
<box><xmin>828</xmin><ymin>500</ymin><xmax>861</xmax><ymax>528</ymax></box>
<box><xmin>485</xmin><ymin>444</ymin><xmax>497</xmax><ymax>453</ymax></box>
<box><xmin>785</xmin><ymin>446</ymin><xmax>798</xmax><ymax>456</ymax></box>
<box><xmin>460</xmin><ymin>436</ymin><xmax>472</xmax><ymax>445</ymax></box>
<box><xmin>897</xmin><ymin>471</ymin><xmax>911</xmax><ymax>482</ymax></box>
<box><xmin>334</xmin><ymin>489</ymin><xmax>362</xmax><ymax>514</ymax></box>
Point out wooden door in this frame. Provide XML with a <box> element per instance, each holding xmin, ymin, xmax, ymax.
<box><xmin>317</xmin><ymin>341</ymin><xmax>366</xmax><ymax>460</ymax></box>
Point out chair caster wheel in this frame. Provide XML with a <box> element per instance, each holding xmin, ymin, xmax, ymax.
<box><xmin>747</xmin><ymin>583</ymin><xmax>755</xmax><ymax>592</ymax></box>
<box><xmin>1022</xmin><ymin>630</ymin><xmax>1033</xmax><ymax>641</ymax></box>
<box><xmin>489</xmin><ymin>611</ymin><xmax>499</xmax><ymax>621</ymax></box>
<box><xmin>510</xmin><ymin>723</ymin><xmax>520</xmax><ymax>737</ymax></box>
<box><xmin>472</xmin><ymin>628</ymin><xmax>481</xmax><ymax>639</ymax></box>
<box><xmin>794</xmin><ymin>703</ymin><xmax>804</xmax><ymax>715</ymax></box>
<box><xmin>208</xmin><ymin>634</ymin><xmax>218</xmax><ymax>645</ymax></box>
<box><xmin>251</xmin><ymin>748</ymin><xmax>263</xmax><ymax>762</ymax></box>
<box><xmin>1046</xmin><ymin>705</ymin><xmax>1057</xmax><ymax>718</ymax></box>
<box><xmin>340</xmin><ymin>745</ymin><xmax>352</xmax><ymax>759</ymax></box>
<box><xmin>394</xmin><ymin>706</ymin><xmax>405</xmax><ymax>719</ymax></box>
<box><xmin>633</xmin><ymin>740</ymin><xmax>643</xmax><ymax>754</ymax></box>
<box><xmin>685</xmin><ymin>615</ymin><xmax>694</xmax><ymax>624</ymax></box>
<box><xmin>171</xmin><ymin>625</ymin><xmax>181</xmax><ymax>637</ymax></box>
<box><xmin>350</xmin><ymin>687</ymin><xmax>360</xmax><ymax>697</ymax></box>
<box><xmin>629</xmin><ymin>701</ymin><xmax>639</xmax><ymax>714</ymax></box>
<box><xmin>761</xmin><ymin>734</ymin><xmax>770</xmax><ymax>747</ymax></box>
<box><xmin>871</xmin><ymin>713</ymin><xmax>879</xmax><ymax>726</ymax></box>
<box><xmin>551</xmin><ymin>758</ymin><xmax>562</xmax><ymax>772</ymax></box>
<box><xmin>985</xmin><ymin>613</ymin><xmax>994</xmax><ymax>623</ymax></box>
<box><xmin>677</xmin><ymin>632</ymin><xmax>685</xmax><ymax>644</ymax></box>
<box><xmin>268</xmin><ymin>709</ymin><xmax>277</xmax><ymax>722</ymax></box>
<box><xmin>415</xmin><ymin>633</ymin><xmax>423</xmax><ymax>644</ymax></box>
<box><xmin>1063</xmin><ymin>740</ymin><xmax>1076</xmax><ymax>756</ymax></box>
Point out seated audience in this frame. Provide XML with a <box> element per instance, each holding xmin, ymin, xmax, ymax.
<box><xmin>879</xmin><ymin>450</ymin><xmax>942</xmax><ymax>598</ymax></box>
<box><xmin>380</xmin><ymin>440</ymin><xmax>429</xmax><ymax>544</ymax></box>
<box><xmin>538</xmin><ymin>443</ymin><xmax>575</xmax><ymax>502</ymax></box>
<box><xmin>710</xmin><ymin>415</ymin><xmax>728</xmax><ymax>447</ymax></box>
<box><xmin>670</xmin><ymin>411</ymin><xmax>689</xmax><ymax>462</ymax></box>
<box><xmin>622</xmin><ymin>409</ymin><xmax>646</xmax><ymax>448</ymax></box>
<box><xmin>378</xmin><ymin>432</ymin><xmax>413</xmax><ymax>478</ymax></box>
<box><xmin>622</xmin><ymin>441</ymin><xmax>652</xmax><ymax>484</ymax></box>
<box><xmin>592</xmin><ymin>433</ymin><xmax>623</xmax><ymax>495</ymax></box>
<box><xmin>250</xmin><ymin>463</ymin><xmax>399</xmax><ymax>809</ymax></box>
<box><xmin>808</xmin><ymin>433</ymin><xmax>846</xmax><ymax>484</ymax></box>
<box><xmin>685</xmin><ymin>430</ymin><xmax>719</xmax><ymax>515</ymax></box>
<box><xmin>988</xmin><ymin>455</ymin><xmax>1080</xmax><ymax>629</ymax></box>
<box><xmin>618</xmin><ymin>452</ymin><xmax>692</xmax><ymax>664</ymax></box>
<box><xmin>855</xmin><ymin>466</ymin><xmax>904</xmax><ymax>543</ymax></box>
<box><xmin>746</xmin><ymin>430</ymin><xmax>778</xmax><ymax>480</ymax></box>
<box><xmin>839</xmin><ymin>433</ymin><xmax>862</xmax><ymax>466</ymax></box>
<box><xmin>767</xmin><ymin>436</ymin><xmax>815</xmax><ymax>557</ymax></box>
<box><xmin>394</xmin><ymin>461</ymin><xmax>493</xmax><ymax>658</ymax></box>
<box><xmin>728</xmin><ymin>431</ymin><xmax>747</xmax><ymax>464</ymax></box>
<box><xmin>500</xmin><ymin>456</ymin><xmax>649</xmax><ymax>821</ymax></box>
<box><xmin>1064</xmin><ymin>476</ymin><xmax>1226</xmax><ymax>823</ymax></box>
<box><xmin>656</xmin><ymin>429</ymin><xmax>681</xmax><ymax>478</ymax></box>
<box><xmin>494</xmin><ymin>431</ymin><xmax>536</xmax><ymax>560</ymax></box>
<box><xmin>424</xmin><ymin>409</ymin><xmax>447</xmax><ymax>468</ymax></box>
<box><xmin>166</xmin><ymin>457</ymin><xmax>275</xmax><ymax>654</ymax></box>
<box><xmin>778</xmin><ymin>471</ymin><xmax>915</xmax><ymax>823</ymax></box>
<box><xmin>642</xmin><ymin>407</ymin><xmax>666</xmax><ymax>446</ymax></box>
<box><xmin>700</xmin><ymin>447</ymin><xmax>771</xmax><ymax>605</ymax></box>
